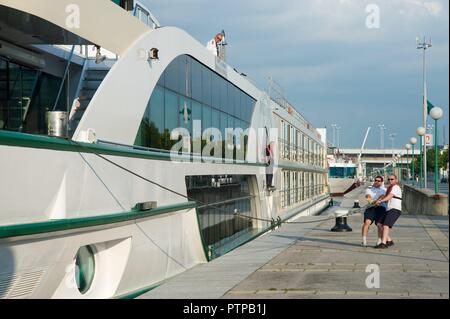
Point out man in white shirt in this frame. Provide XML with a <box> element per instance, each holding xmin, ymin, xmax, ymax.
<box><xmin>206</xmin><ymin>33</ymin><xmax>223</xmax><ymax>56</ymax></box>
<box><xmin>361</xmin><ymin>176</ymin><xmax>387</xmax><ymax>247</ymax></box>
<box><xmin>374</xmin><ymin>175</ymin><xmax>402</xmax><ymax>249</ymax></box>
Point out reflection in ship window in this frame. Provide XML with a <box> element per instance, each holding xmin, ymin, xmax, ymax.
<box><xmin>178</xmin><ymin>56</ymin><xmax>188</xmax><ymax>97</ymax></box>
<box><xmin>246</xmin><ymin>95</ymin><xmax>254</xmax><ymax>123</ymax></box>
<box><xmin>191</xmin><ymin>60</ymin><xmax>202</xmax><ymax>101</ymax></box>
<box><xmin>191</xmin><ymin>101</ymin><xmax>202</xmax><ymax>151</ymax></box>
<box><xmin>212</xmin><ymin>109</ymin><xmax>220</xmax><ymax>137</ymax></box>
<box><xmin>135</xmin><ymin>55</ymin><xmax>256</xmax><ymax>159</ymax></box>
<box><xmin>147</xmin><ymin>86</ymin><xmax>164</xmax><ymax>149</ymax></box>
<box><xmin>211</xmin><ymin>73</ymin><xmax>220</xmax><ymax>110</ymax></box>
<box><xmin>164</xmin><ymin>56</ymin><xmax>179</xmax><ymax>93</ymax></box>
<box><xmin>202</xmin><ymin>105</ymin><xmax>212</xmax><ymax>131</ymax></box>
<box><xmin>185</xmin><ymin>175</ymin><xmax>257</xmax><ymax>259</ymax></box>
<box><xmin>232</xmin><ymin>86</ymin><xmax>239</xmax><ymax>118</ymax></box>
<box><xmin>220</xmin><ymin>112</ymin><xmax>228</xmax><ymax>139</ymax></box>
<box><xmin>179</xmin><ymin>96</ymin><xmax>192</xmax><ymax>133</ymax></box>
<box><xmin>227</xmin><ymin>115</ymin><xmax>235</xmax><ymax>131</ymax></box>
<box><xmin>201</xmin><ymin>66</ymin><xmax>211</xmax><ymax>106</ymax></box>
<box><xmin>220</xmin><ymin>79</ymin><xmax>227</xmax><ymax>112</ymax></box>
<box><xmin>234</xmin><ymin>88</ymin><xmax>241</xmax><ymax>118</ymax></box>
<box><xmin>227</xmin><ymin>83</ymin><xmax>234</xmax><ymax>117</ymax></box>
<box><xmin>164</xmin><ymin>89</ymin><xmax>179</xmax><ymax>133</ymax></box>
<box><xmin>150</xmin><ymin>87</ymin><xmax>164</xmax><ymax>128</ymax></box>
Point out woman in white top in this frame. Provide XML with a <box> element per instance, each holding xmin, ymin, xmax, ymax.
<box><xmin>374</xmin><ymin>175</ymin><xmax>402</xmax><ymax>249</ymax></box>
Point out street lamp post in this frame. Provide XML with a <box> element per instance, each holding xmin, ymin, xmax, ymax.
<box><xmin>336</xmin><ymin>126</ymin><xmax>342</xmax><ymax>150</ymax></box>
<box><xmin>430</xmin><ymin>107</ymin><xmax>444</xmax><ymax>194</ymax></box>
<box><xmin>331</xmin><ymin>124</ymin><xmax>337</xmax><ymax>147</ymax></box>
<box><xmin>379</xmin><ymin>124</ymin><xmax>387</xmax><ymax>175</ymax></box>
<box><xmin>389</xmin><ymin>133</ymin><xmax>397</xmax><ymax>159</ymax></box>
<box><xmin>410</xmin><ymin>137</ymin><xmax>418</xmax><ymax>186</ymax></box>
<box><xmin>405</xmin><ymin>144</ymin><xmax>412</xmax><ymax>183</ymax></box>
<box><xmin>417</xmin><ymin>127</ymin><xmax>426</xmax><ymax>188</ymax></box>
<box><xmin>417</xmin><ymin>36</ymin><xmax>432</xmax><ymax>189</ymax></box>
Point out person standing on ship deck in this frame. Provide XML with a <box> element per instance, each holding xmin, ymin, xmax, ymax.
<box><xmin>206</xmin><ymin>33</ymin><xmax>223</xmax><ymax>56</ymax></box>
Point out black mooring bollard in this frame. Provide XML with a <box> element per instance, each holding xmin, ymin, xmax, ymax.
<box><xmin>331</xmin><ymin>209</ymin><xmax>353</xmax><ymax>232</ymax></box>
<box><xmin>353</xmin><ymin>200</ymin><xmax>360</xmax><ymax>209</ymax></box>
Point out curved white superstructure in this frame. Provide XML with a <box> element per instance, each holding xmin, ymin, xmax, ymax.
<box><xmin>0</xmin><ymin>0</ymin><xmax>330</xmax><ymax>298</ymax></box>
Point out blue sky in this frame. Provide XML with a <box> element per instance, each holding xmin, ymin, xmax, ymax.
<box><xmin>143</xmin><ymin>0</ymin><xmax>449</xmax><ymax>149</ymax></box>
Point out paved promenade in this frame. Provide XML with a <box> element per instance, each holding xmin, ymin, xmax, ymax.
<box><xmin>140</xmin><ymin>188</ymin><xmax>449</xmax><ymax>299</ymax></box>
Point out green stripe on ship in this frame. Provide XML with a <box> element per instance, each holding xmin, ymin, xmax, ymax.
<box><xmin>0</xmin><ymin>130</ymin><xmax>262</xmax><ymax>166</ymax></box>
<box><xmin>0</xmin><ymin>130</ymin><xmax>326</xmax><ymax>173</ymax></box>
<box><xmin>0</xmin><ymin>201</ymin><xmax>197</xmax><ymax>239</ymax></box>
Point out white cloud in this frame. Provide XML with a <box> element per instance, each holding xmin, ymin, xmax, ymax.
<box><xmin>424</xmin><ymin>1</ymin><xmax>443</xmax><ymax>15</ymax></box>
<box><xmin>393</xmin><ymin>0</ymin><xmax>444</xmax><ymax>16</ymax></box>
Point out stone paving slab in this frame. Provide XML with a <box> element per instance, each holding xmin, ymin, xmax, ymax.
<box><xmin>226</xmin><ymin>213</ymin><xmax>449</xmax><ymax>299</ymax></box>
<box><xmin>140</xmin><ymin>191</ymin><xmax>449</xmax><ymax>299</ymax></box>
<box><xmin>139</xmin><ymin>216</ymin><xmax>321</xmax><ymax>299</ymax></box>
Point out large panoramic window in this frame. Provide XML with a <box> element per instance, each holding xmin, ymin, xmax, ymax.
<box><xmin>134</xmin><ymin>55</ymin><xmax>256</xmax><ymax>159</ymax></box>
<box><xmin>186</xmin><ymin>175</ymin><xmax>258</xmax><ymax>259</ymax></box>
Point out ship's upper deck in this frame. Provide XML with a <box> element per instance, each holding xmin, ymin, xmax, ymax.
<box><xmin>0</xmin><ymin>0</ymin><xmax>149</xmax><ymax>55</ymax></box>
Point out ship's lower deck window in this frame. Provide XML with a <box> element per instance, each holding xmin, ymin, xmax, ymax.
<box><xmin>186</xmin><ymin>175</ymin><xmax>257</xmax><ymax>259</ymax></box>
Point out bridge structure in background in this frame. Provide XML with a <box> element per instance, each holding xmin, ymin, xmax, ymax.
<box><xmin>338</xmin><ymin>148</ymin><xmax>421</xmax><ymax>178</ymax></box>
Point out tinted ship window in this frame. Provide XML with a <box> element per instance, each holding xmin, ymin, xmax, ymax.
<box><xmin>186</xmin><ymin>175</ymin><xmax>259</xmax><ymax>259</ymax></box>
<box><xmin>134</xmin><ymin>55</ymin><xmax>256</xmax><ymax>160</ymax></box>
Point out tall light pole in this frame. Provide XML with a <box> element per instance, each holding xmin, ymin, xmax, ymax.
<box><xmin>379</xmin><ymin>124</ymin><xmax>387</xmax><ymax>175</ymax></box>
<box><xmin>417</xmin><ymin>36</ymin><xmax>432</xmax><ymax>189</ymax></box>
<box><xmin>336</xmin><ymin>126</ymin><xmax>342</xmax><ymax>150</ymax></box>
<box><xmin>405</xmin><ymin>144</ymin><xmax>412</xmax><ymax>182</ymax></box>
<box><xmin>389</xmin><ymin>133</ymin><xmax>397</xmax><ymax>159</ymax></box>
<box><xmin>410</xmin><ymin>137</ymin><xmax>417</xmax><ymax>186</ymax></box>
<box><xmin>417</xmin><ymin>127</ymin><xmax>426</xmax><ymax>188</ymax></box>
<box><xmin>331</xmin><ymin>124</ymin><xmax>337</xmax><ymax>147</ymax></box>
<box><xmin>430</xmin><ymin>107</ymin><xmax>444</xmax><ymax>194</ymax></box>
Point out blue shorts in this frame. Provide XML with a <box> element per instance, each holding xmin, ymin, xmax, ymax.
<box><xmin>364</xmin><ymin>206</ymin><xmax>386</xmax><ymax>225</ymax></box>
<box><xmin>378</xmin><ymin>209</ymin><xmax>401</xmax><ymax>228</ymax></box>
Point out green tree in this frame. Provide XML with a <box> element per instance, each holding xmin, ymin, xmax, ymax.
<box><xmin>414</xmin><ymin>148</ymin><xmax>450</xmax><ymax>173</ymax></box>
<box><xmin>426</xmin><ymin>148</ymin><xmax>436</xmax><ymax>172</ymax></box>
<box><xmin>440</xmin><ymin>148</ymin><xmax>449</xmax><ymax>170</ymax></box>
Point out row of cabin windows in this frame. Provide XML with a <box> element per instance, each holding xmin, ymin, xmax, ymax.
<box><xmin>279</xmin><ymin>120</ymin><xmax>325</xmax><ymax>168</ymax></box>
<box><xmin>280</xmin><ymin>171</ymin><xmax>326</xmax><ymax>209</ymax></box>
<box><xmin>135</xmin><ymin>55</ymin><xmax>255</xmax><ymax>156</ymax></box>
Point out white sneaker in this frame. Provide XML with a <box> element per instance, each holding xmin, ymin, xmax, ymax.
<box><xmin>361</xmin><ymin>242</ymin><xmax>368</xmax><ymax>247</ymax></box>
